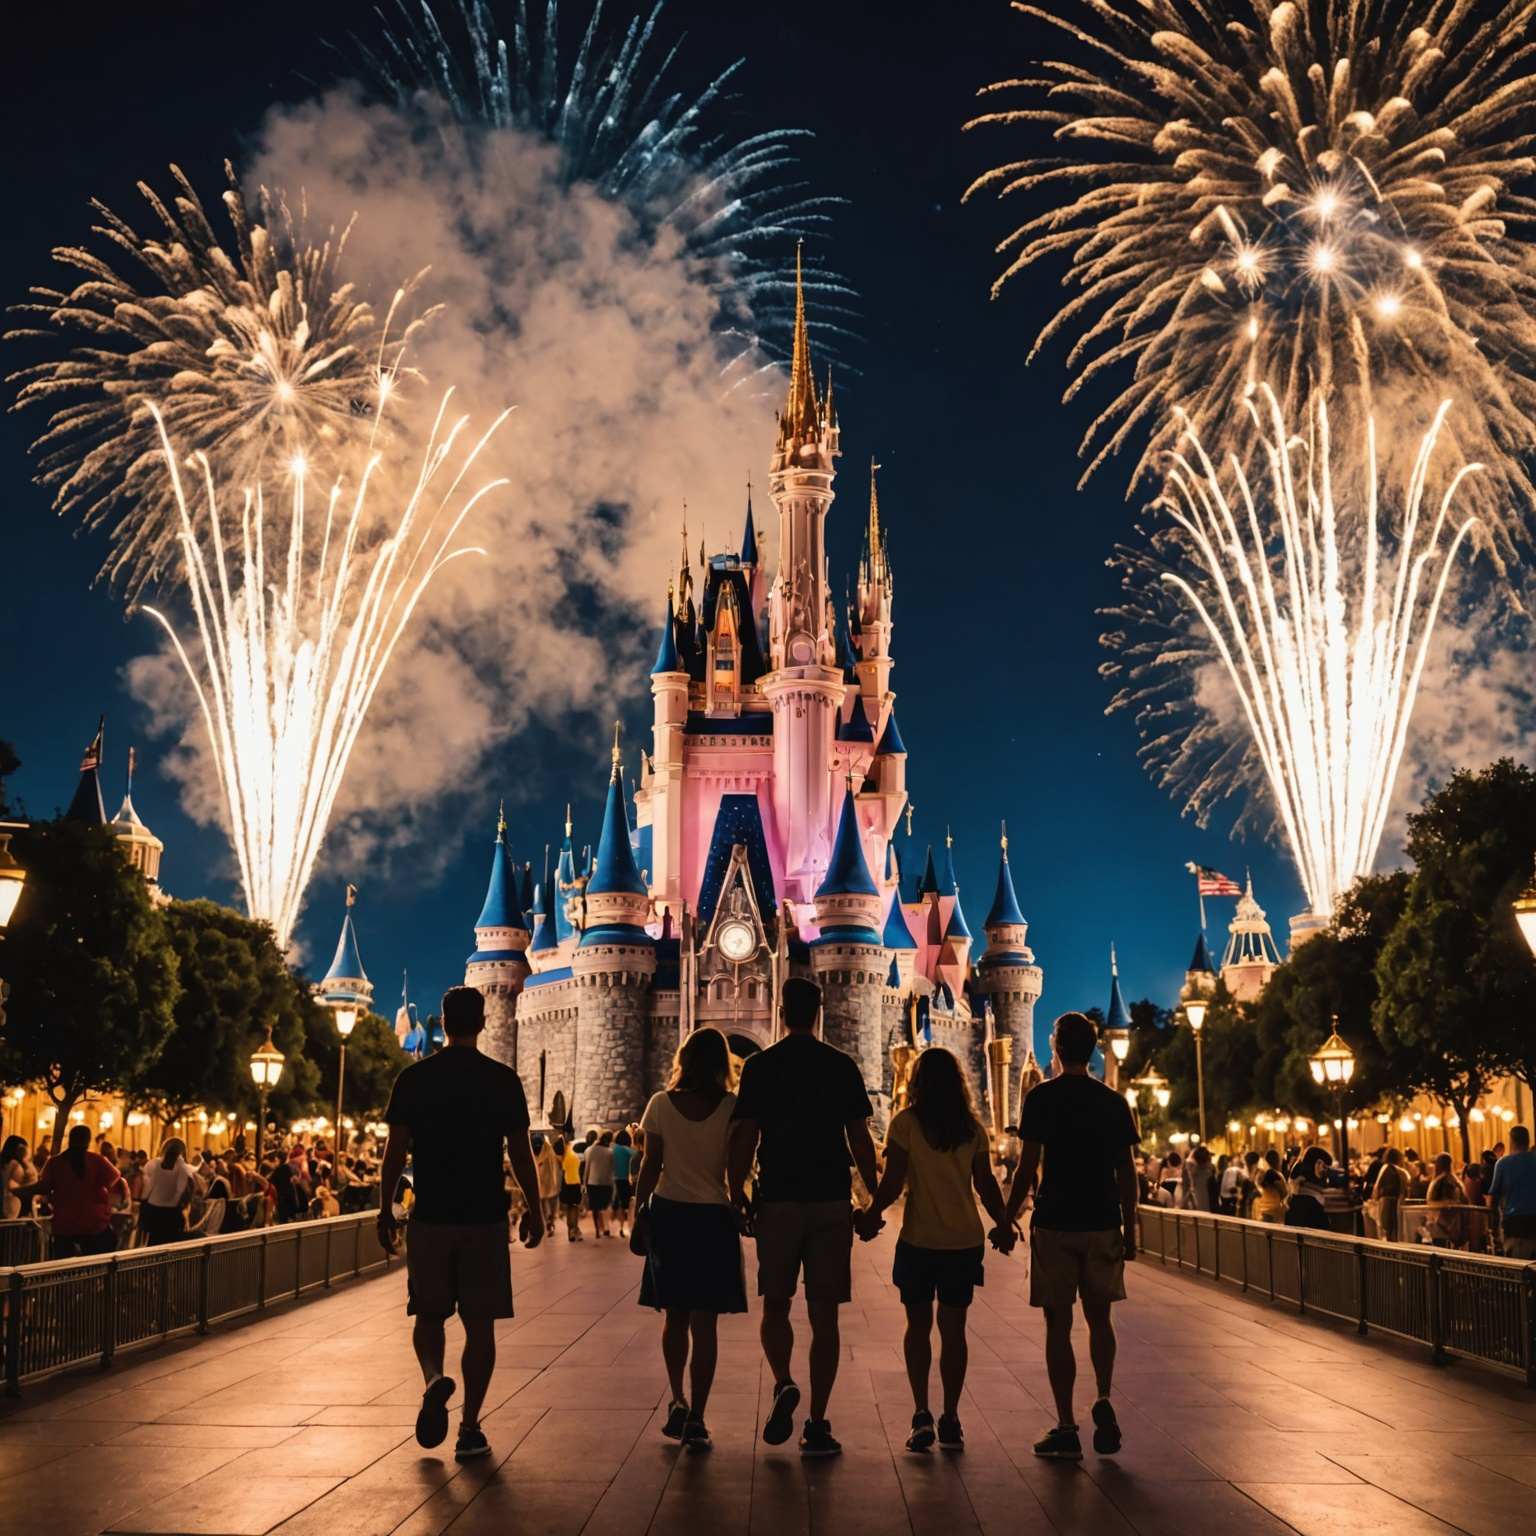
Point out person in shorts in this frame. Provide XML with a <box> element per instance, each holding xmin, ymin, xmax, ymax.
<box><xmin>728</xmin><ymin>977</ymin><xmax>879</xmax><ymax>1459</ymax></box>
<box><xmin>378</xmin><ymin>986</ymin><xmax>544</xmax><ymax>1463</ymax></box>
<box><xmin>583</xmin><ymin>1130</ymin><xmax>616</xmax><ymax>1238</ymax></box>
<box><xmin>555</xmin><ymin>1135</ymin><xmax>584</xmax><ymax>1241</ymax></box>
<box><xmin>858</xmin><ymin>1046</ymin><xmax>1012</xmax><ymax>1452</ymax></box>
<box><xmin>612</xmin><ymin>1128</ymin><xmax>635</xmax><ymax>1237</ymax></box>
<box><xmin>1006</xmin><ymin>1011</ymin><xmax>1139</xmax><ymax>1462</ymax></box>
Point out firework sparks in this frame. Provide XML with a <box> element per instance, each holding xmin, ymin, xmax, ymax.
<box><xmin>965</xmin><ymin>0</ymin><xmax>1536</xmax><ymax>555</ymax></box>
<box><xmin>7</xmin><ymin>163</ymin><xmax>436</xmax><ymax>600</ymax></box>
<box><xmin>344</xmin><ymin>0</ymin><xmax>855</xmax><ymax>369</ymax></box>
<box><xmin>143</xmin><ymin>396</ymin><xmax>509</xmax><ymax>949</ymax></box>
<box><xmin>1102</xmin><ymin>385</ymin><xmax>1479</xmax><ymax>917</ymax></box>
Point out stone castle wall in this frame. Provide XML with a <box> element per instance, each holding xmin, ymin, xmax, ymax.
<box><xmin>811</xmin><ymin>944</ymin><xmax>890</xmax><ymax>1125</ymax></box>
<box><xmin>513</xmin><ymin>979</ymin><xmax>578</xmax><ymax>1125</ymax></box>
<box><xmin>572</xmin><ymin>963</ymin><xmax>651</xmax><ymax>1131</ymax></box>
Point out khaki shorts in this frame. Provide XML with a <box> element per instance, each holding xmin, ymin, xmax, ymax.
<box><xmin>755</xmin><ymin>1200</ymin><xmax>853</xmax><ymax>1303</ymax></box>
<box><xmin>1029</xmin><ymin>1226</ymin><xmax>1126</xmax><ymax>1309</ymax></box>
<box><xmin>406</xmin><ymin>1221</ymin><xmax>514</xmax><ymax>1318</ymax></box>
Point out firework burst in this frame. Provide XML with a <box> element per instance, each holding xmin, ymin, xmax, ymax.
<box><xmin>343</xmin><ymin>0</ymin><xmax>854</xmax><ymax>369</ymax></box>
<box><xmin>143</xmin><ymin>395</ymin><xmax>510</xmax><ymax>949</ymax></box>
<box><xmin>1101</xmin><ymin>384</ymin><xmax>1479</xmax><ymax>917</ymax></box>
<box><xmin>7</xmin><ymin>163</ymin><xmax>435</xmax><ymax>600</ymax></box>
<box><xmin>965</xmin><ymin>0</ymin><xmax>1536</xmax><ymax>557</ymax></box>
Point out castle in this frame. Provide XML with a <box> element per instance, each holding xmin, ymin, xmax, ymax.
<box><xmin>460</xmin><ymin>260</ymin><xmax>1043</xmax><ymax>1131</ymax></box>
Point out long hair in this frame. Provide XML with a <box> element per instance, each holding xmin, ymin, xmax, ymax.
<box><xmin>668</xmin><ymin>1026</ymin><xmax>736</xmax><ymax>1096</ymax></box>
<box><xmin>65</xmin><ymin>1123</ymin><xmax>91</xmax><ymax>1176</ymax></box>
<box><xmin>908</xmin><ymin>1047</ymin><xmax>983</xmax><ymax>1153</ymax></box>
<box><xmin>159</xmin><ymin>1137</ymin><xmax>187</xmax><ymax>1168</ymax></box>
<box><xmin>0</xmin><ymin>1135</ymin><xmax>26</xmax><ymax>1169</ymax></box>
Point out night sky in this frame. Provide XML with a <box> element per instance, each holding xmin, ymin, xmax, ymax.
<box><xmin>0</xmin><ymin>0</ymin><xmax>1300</xmax><ymax>1025</ymax></box>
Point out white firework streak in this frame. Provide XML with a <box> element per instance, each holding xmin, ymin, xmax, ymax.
<box><xmin>1155</xmin><ymin>385</ymin><xmax>1478</xmax><ymax>916</ymax></box>
<box><xmin>142</xmin><ymin>396</ymin><xmax>510</xmax><ymax>948</ymax></box>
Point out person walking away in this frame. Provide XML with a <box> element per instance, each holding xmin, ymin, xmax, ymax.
<box><xmin>1004</xmin><ymin>1011</ymin><xmax>1139</xmax><ymax>1462</ymax></box>
<box><xmin>1489</xmin><ymin>1124</ymin><xmax>1536</xmax><ymax>1259</ymax></box>
<box><xmin>377</xmin><ymin>986</ymin><xmax>545</xmax><ymax>1464</ymax></box>
<box><xmin>1183</xmin><ymin>1146</ymin><xmax>1216</xmax><ymax>1212</ymax></box>
<box><xmin>858</xmin><ymin>1046</ymin><xmax>1012</xmax><ymax>1453</ymax></box>
<box><xmin>22</xmin><ymin>1124</ymin><xmax>126</xmax><ymax>1257</ymax></box>
<box><xmin>1373</xmin><ymin>1148</ymin><xmax>1409</xmax><ymax>1241</ymax></box>
<box><xmin>1284</xmin><ymin>1147</ymin><xmax>1334</xmax><ymax>1231</ymax></box>
<box><xmin>584</xmin><ymin>1131</ymin><xmax>616</xmax><ymax>1239</ymax></box>
<box><xmin>728</xmin><ymin>976</ymin><xmax>879</xmax><ymax>1459</ymax></box>
<box><xmin>534</xmin><ymin>1134</ymin><xmax>561</xmax><ymax>1230</ymax></box>
<box><xmin>612</xmin><ymin>1129</ymin><xmax>635</xmax><ymax>1238</ymax></box>
<box><xmin>555</xmin><ymin>1136</ymin><xmax>584</xmax><ymax>1241</ymax></box>
<box><xmin>632</xmin><ymin>1027</ymin><xmax>747</xmax><ymax>1454</ymax></box>
<box><xmin>1424</xmin><ymin>1153</ymin><xmax>1464</xmax><ymax>1247</ymax></box>
<box><xmin>138</xmin><ymin>1138</ymin><xmax>196</xmax><ymax>1245</ymax></box>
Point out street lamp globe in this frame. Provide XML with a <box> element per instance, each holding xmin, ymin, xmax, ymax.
<box><xmin>1107</xmin><ymin>1031</ymin><xmax>1130</xmax><ymax>1062</ymax></box>
<box><xmin>1154</xmin><ymin>1085</ymin><xmax>1171</xmax><ymax>1109</ymax></box>
<box><xmin>0</xmin><ymin>827</ymin><xmax>26</xmax><ymax>929</ymax></box>
<box><xmin>249</xmin><ymin>1031</ymin><xmax>285</xmax><ymax>1090</ymax></box>
<box><xmin>1514</xmin><ymin>856</ymin><xmax>1536</xmax><ymax>958</ymax></box>
<box><xmin>1184</xmin><ymin>997</ymin><xmax>1208</xmax><ymax>1033</ymax></box>
<box><xmin>1308</xmin><ymin>1021</ymin><xmax>1356</xmax><ymax>1086</ymax></box>
<box><xmin>332</xmin><ymin>1005</ymin><xmax>359</xmax><ymax>1039</ymax></box>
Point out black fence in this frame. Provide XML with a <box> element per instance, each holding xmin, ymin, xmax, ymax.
<box><xmin>0</xmin><ymin>1212</ymin><xmax>393</xmax><ymax>1395</ymax></box>
<box><xmin>1138</xmin><ymin>1205</ymin><xmax>1536</xmax><ymax>1385</ymax></box>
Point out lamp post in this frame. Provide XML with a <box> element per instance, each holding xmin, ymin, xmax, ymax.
<box><xmin>1104</xmin><ymin>1026</ymin><xmax>1131</xmax><ymax>1093</ymax></box>
<box><xmin>248</xmin><ymin>1028</ymin><xmax>285</xmax><ymax>1169</ymax></box>
<box><xmin>330</xmin><ymin>1002</ymin><xmax>358</xmax><ymax>1152</ymax></box>
<box><xmin>1182</xmin><ymin>994</ymin><xmax>1209</xmax><ymax>1144</ymax></box>
<box><xmin>314</xmin><ymin>887</ymin><xmax>371</xmax><ymax>1161</ymax></box>
<box><xmin>1308</xmin><ymin>1020</ymin><xmax>1356</xmax><ymax>1176</ymax></box>
<box><xmin>1512</xmin><ymin>860</ymin><xmax>1536</xmax><ymax>1124</ymax></box>
<box><xmin>0</xmin><ymin>825</ymin><xmax>28</xmax><ymax>1022</ymax></box>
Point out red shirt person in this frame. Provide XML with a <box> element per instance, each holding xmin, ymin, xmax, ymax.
<box><xmin>32</xmin><ymin>1124</ymin><xmax>127</xmax><ymax>1257</ymax></box>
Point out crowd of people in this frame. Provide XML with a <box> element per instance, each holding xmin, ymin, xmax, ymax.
<box><xmin>1138</xmin><ymin>1130</ymin><xmax>1536</xmax><ymax>1256</ymax></box>
<box><xmin>375</xmin><ymin>983</ymin><xmax>1141</xmax><ymax>1467</ymax></box>
<box><xmin>0</xmin><ymin>1120</ymin><xmax>386</xmax><ymax>1256</ymax></box>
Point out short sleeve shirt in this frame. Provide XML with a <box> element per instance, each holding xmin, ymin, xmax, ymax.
<box><xmin>1019</xmin><ymin>1072</ymin><xmax>1139</xmax><ymax>1232</ymax></box>
<box><xmin>39</xmin><ymin>1152</ymin><xmax>120</xmax><ymax>1237</ymax></box>
<box><xmin>1490</xmin><ymin>1151</ymin><xmax>1536</xmax><ymax>1218</ymax></box>
<box><xmin>886</xmin><ymin>1109</ymin><xmax>985</xmax><ymax>1250</ymax></box>
<box><xmin>384</xmin><ymin>1047</ymin><xmax>529</xmax><ymax>1225</ymax></box>
<box><xmin>731</xmin><ymin>1032</ymin><xmax>873</xmax><ymax>1202</ymax></box>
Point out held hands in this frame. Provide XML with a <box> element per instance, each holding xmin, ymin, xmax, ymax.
<box><xmin>987</xmin><ymin>1223</ymin><xmax>1018</xmax><ymax>1257</ymax></box>
<box><xmin>854</xmin><ymin>1205</ymin><xmax>885</xmax><ymax>1243</ymax></box>
<box><xmin>524</xmin><ymin>1207</ymin><xmax>546</xmax><ymax>1250</ymax></box>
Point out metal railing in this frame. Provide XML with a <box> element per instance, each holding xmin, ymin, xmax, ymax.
<box><xmin>0</xmin><ymin>1212</ymin><xmax>393</xmax><ymax>1395</ymax></box>
<box><xmin>0</xmin><ymin>1220</ymin><xmax>50</xmax><ymax>1266</ymax></box>
<box><xmin>1139</xmin><ymin>1205</ymin><xmax>1536</xmax><ymax>1385</ymax></box>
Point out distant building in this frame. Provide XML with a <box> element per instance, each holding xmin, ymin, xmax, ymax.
<box><xmin>67</xmin><ymin>721</ymin><xmax>168</xmax><ymax>906</ymax></box>
<box><xmin>1219</xmin><ymin>875</ymin><xmax>1281</xmax><ymax>1002</ymax></box>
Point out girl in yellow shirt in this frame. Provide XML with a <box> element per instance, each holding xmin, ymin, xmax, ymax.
<box><xmin>861</xmin><ymin>1047</ymin><xmax>1011</xmax><ymax>1453</ymax></box>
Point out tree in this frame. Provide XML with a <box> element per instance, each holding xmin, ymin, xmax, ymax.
<box><xmin>128</xmin><ymin>899</ymin><xmax>318</xmax><ymax>1127</ymax></box>
<box><xmin>0</xmin><ymin>820</ymin><xmax>179</xmax><ymax>1149</ymax></box>
<box><xmin>302</xmin><ymin>1008</ymin><xmax>409</xmax><ymax>1126</ymax></box>
<box><xmin>0</xmin><ymin>740</ymin><xmax>20</xmax><ymax>818</ymax></box>
<box><xmin>1373</xmin><ymin>761</ymin><xmax>1536</xmax><ymax>1160</ymax></box>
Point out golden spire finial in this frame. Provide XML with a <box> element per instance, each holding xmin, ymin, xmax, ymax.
<box><xmin>497</xmin><ymin>799</ymin><xmax>507</xmax><ymax>839</ymax></box>
<box><xmin>611</xmin><ymin>719</ymin><xmax>623</xmax><ymax>777</ymax></box>
<box><xmin>782</xmin><ymin>241</ymin><xmax>819</xmax><ymax>440</ymax></box>
<box><xmin>1000</xmin><ymin>819</ymin><xmax>1008</xmax><ymax>854</ymax></box>
<box><xmin>945</xmin><ymin>824</ymin><xmax>953</xmax><ymax>849</ymax></box>
<box><xmin>345</xmin><ymin>882</ymin><xmax>357</xmax><ymax>908</ymax></box>
<box><xmin>904</xmin><ymin>802</ymin><xmax>916</xmax><ymax>837</ymax></box>
<box><xmin>564</xmin><ymin>803</ymin><xmax>572</xmax><ymax>839</ymax></box>
<box><xmin>868</xmin><ymin>458</ymin><xmax>883</xmax><ymax>574</ymax></box>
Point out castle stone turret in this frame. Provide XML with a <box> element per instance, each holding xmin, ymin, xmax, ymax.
<box><xmin>572</xmin><ymin>731</ymin><xmax>656</xmax><ymax>1128</ymax></box>
<box><xmin>976</xmin><ymin>828</ymin><xmax>1044</xmax><ymax>1063</ymax></box>
<box><xmin>464</xmin><ymin>804</ymin><xmax>531</xmax><ymax>1066</ymax></box>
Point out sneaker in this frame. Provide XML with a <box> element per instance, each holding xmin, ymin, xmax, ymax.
<box><xmin>453</xmin><ymin>1424</ymin><xmax>491</xmax><ymax>1462</ymax></box>
<box><xmin>682</xmin><ymin>1418</ymin><xmax>713</xmax><ymax>1454</ymax></box>
<box><xmin>937</xmin><ymin>1413</ymin><xmax>964</xmax><ymax>1452</ymax></box>
<box><xmin>906</xmin><ymin>1410</ymin><xmax>936</xmax><ymax>1453</ymax></box>
<box><xmin>662</xmin><ymin>1399</ymin><xmax>689</xmax><ymax>1440</ymax></box>
<box><xmin>1033</xmin><ymin>1425</ymin><xmax>1083</xmax><ymax>1461</ymax></box>
<box><xmin>414</xmin><ymin>1374</ymin><xmax>456</xmax><ymax>1449</ymax></box>
<box><xmin>762</xmin><ymin>1379</ymin><xmax>800</xmax><ymax>1445</ymax></box>
<box><xmin>799</xmin><ymin>1418</ymin><xmax>842</xmax><ymax>1458</ymax></box>
<box><xmin>1091</xmin><ymin>1397</ymin><xmax>1121</xmax><ymax>1455</ymax></box>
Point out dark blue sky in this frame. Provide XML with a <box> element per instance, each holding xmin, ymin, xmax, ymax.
<box><xmin>0</xmin><ymin>0</ymin><xmax>1300</xmax><ymax>1023</ymax></box>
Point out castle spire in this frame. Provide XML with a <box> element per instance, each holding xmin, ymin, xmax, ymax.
<box><xmin>740</xmin><ymin>480</ymin><xmax>758</xmax><ymax>566</ymax></box>
<box><xmin>867</xmin><ymin>458</ymin><xmax>884</xmax><ymax>580</ymax></box>
<box><xmin>651</xmin><ymin>585</ymin><xmax>681</xmax><ymax>674</ymax></box>
<box><xmin>984</xmin><ymin>823</ymin><xmax>1028</xmax><ymax>930</ymax></box>
<box><xmin>779</xmin><ymin>242</ymin><xmax>820</xmax><ymax>443</ymax></box>
<box><xmin>66</xmin><ymin>714</ymin><xmax>107</xmax><ymax>825</ymax></box>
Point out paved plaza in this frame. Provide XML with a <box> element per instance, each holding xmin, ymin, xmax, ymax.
<box><xmin>3</xmin><ymin>1227</ymin><xmax>1536</xmax><ymax>1536</ymax></box>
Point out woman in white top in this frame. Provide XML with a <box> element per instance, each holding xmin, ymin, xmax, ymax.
<box><xmin>632</xmin><ymin>1026</ymin><xmax>747</xmax><ymax>1455</ymax></box>
<box><xmin>138</xmin><ymin>1137</ymin><xmax>195</xmax><ymax>1245</ymax></box>
<box><xmin>1</xmin><ymin>1136</ymin><xmax>33</xmax><ymax>1220</ymax></box>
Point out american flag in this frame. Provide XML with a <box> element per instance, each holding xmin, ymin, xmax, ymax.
<box><xmin>79</xmin><ymin>717</ymin><xmax>104</xmax><ymax>773</ymax></box>
<box><xmin>1187</xmin><ymin>862</ymin><xmax>1241</xmax><ymax>897</ymax></box>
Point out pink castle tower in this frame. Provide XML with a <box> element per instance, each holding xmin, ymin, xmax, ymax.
<box><xmin>467</xmin><ymin>254</ymin><xmax>1043</xmax><ymax>1126</ymax></box>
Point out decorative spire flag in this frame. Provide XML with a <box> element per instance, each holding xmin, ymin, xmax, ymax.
<box><xmin>1186</xmin><ymin>862</ymin><xmax>1242</xmax><ymax>930</ymax></box>
<box><xmin>80</xmin><ymin>716</ymin><xmax>104</xmax><ymax>772</ymax></box>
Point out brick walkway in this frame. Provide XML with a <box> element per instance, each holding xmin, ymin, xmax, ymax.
<box><xmin>3</xmin><ymin>1226</ymin><xmax>1536</xmax><ymax>1535</ymax></box>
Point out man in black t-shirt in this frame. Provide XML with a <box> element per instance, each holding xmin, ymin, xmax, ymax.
<box><xmin>728</xmin><ymin>977</ymin><xmax>878</xmax><ymax>1460</ymax></box>
<box><xmin>378</xmin><ymin>986</ymin><xmax>544</xmax><ymax>1463</ymax></box>
<box><xmin>1006</xmin><ymin>1011</ymin><xmax>1140</xmax><ymax>1463</ymax></box>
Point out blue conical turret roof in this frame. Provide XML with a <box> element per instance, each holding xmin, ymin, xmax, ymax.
<box><xmin>65</xmin><ymin>716</ymin><xmax>106</xmax><ymax>825</ymax></box>
<box><xmin>323</xmin><ymin>912</ymin><xmax>366</xmax><ymax>984</ymax></box>
<box><xmin>589</xmin><ymin>761</ymin><xmax>648</xmax><ymax>897</ymax></box>
<box><xmin>651</xmin><ymin>590</ymin><xmax>681</xmax><ymax>675</ymax></box>
<box><xmin>1189</xmin><ymin>932</ymin><xmax>1215</xmax><ymax>974</ymax></box>
<box><xmin>740</xmin><ymin>491</ymin><xmax>758</xmax><ymax>566</ymax></box>
<box><xmin>529</xmin><ymin>878</ymin><xmax>559</xmax><ymax>953</ymax></box>
<box><xmin>816</xmin><ymin>788</ymin><xmax>878</xmax><ymax>898</ymax></box>
<box><xmin>1106</xmin><ymin>945</ymin><xmax>1130</xmax><ymax>1031</ymax></box>
<box><xmin>475</xmin><ymin>810</ymin><xmax>526</xmax><ymax>931</ymax></box>
<box><xmin>876</xmin><ymin>710</ymin><xmax>907</xmax><ymax>756</ymax></box>
<box><xmin>919</xmin><ymin>844</ymin><xmax>939</xmax><ymax>895</ymax></box>
<box><xmin>937</xmin><ymin>833</ymin><xmax>959</xmax><ymax>898</ymax></box>
<box><xmin>944</xmin><ymin>893</ymin><xmax>973</xmax><ymax>943</ymax></box>
<box><xmin>984</xmin><ymin>844</ymin><xmax>1027</xmax><ymax>929</ymax></box>
<box><xmin>882</xmin><ymin>890</ymin><xmax>917</xmax><ymax>950</ymax></box>
<box><xmin>839</xmin><ymin>694</ymin><xmax>874</xmax><ymax>743</ymax></box>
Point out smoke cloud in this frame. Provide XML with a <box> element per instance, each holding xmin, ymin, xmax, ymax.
<box><xmin>127</xmin><ymin>87</ymin><xmax>773</xmax><ymax>885</ymax></box>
